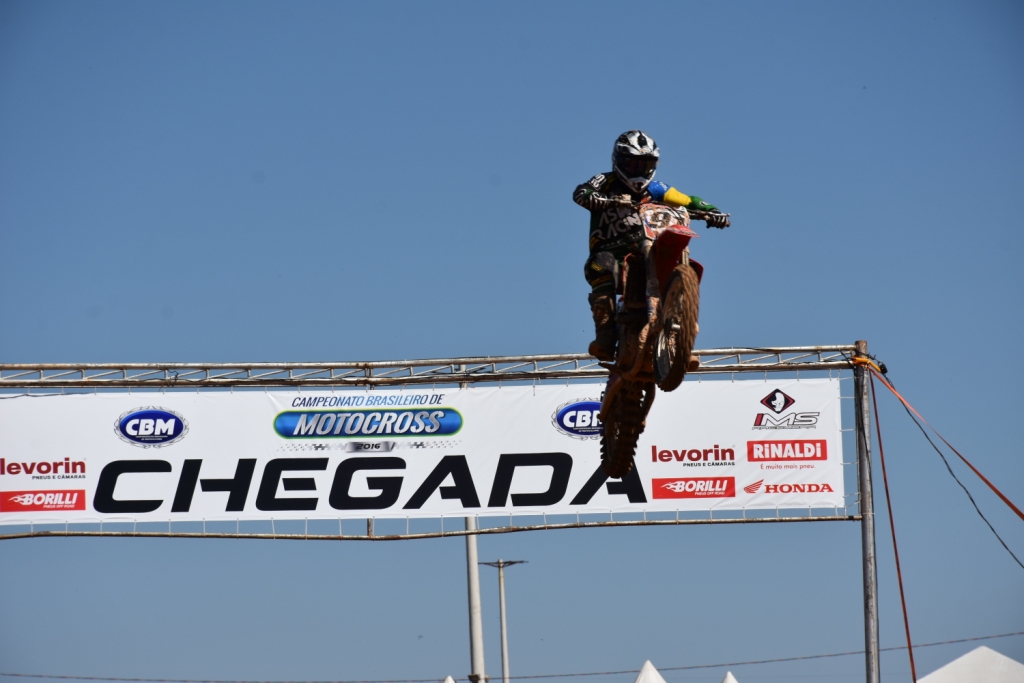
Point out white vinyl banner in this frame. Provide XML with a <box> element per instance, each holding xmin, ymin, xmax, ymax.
<box><xmin>0</xmin><ymin>378</ymin><xmax>844</xmax><ymax>525</ymax></box>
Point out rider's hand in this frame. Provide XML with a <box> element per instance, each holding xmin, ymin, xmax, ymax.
<box><xmin>706</xmin><ymin>213</ymin><xmax>730</xmax><ymax>229</ymax></box>
<box><xmin>610</xmin><ymin>194</ymin><xmax>635</xmax><ymax>207</ymax></box>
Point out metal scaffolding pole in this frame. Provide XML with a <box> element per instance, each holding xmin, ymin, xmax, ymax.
<box><xmin>854</xmin><ymin>340</ymin><xmax>880</xmax><ymax>683</ymax></box>
<box><xmin>465</xmin><ymin>517</ymin><xmax>487</xmax><ymax>683</ymax></box>
<box><xmin>481</xmin><ymin>560</ymin><xmax>526</xmax><ymax>683</ymax></box>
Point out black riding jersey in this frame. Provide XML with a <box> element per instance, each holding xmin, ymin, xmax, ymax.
<box><xmin>574</xmin><ymin>172</ymin><xmax>721</xmax><ymax>258</ymax></box>
<box><xmin>576</xmin><ymin>171</ymin><xmax>722</xmax><ymax>299</ymax></box>
<box><xmin>573</xmin><ymin>172</ymin><xmax>651</xmax><ymax>257</ymax></box>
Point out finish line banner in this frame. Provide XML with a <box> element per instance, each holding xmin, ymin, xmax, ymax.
<box><xmin>0</xmin><ymin>379</ymin><xmax>843</xmax><ymax>525</ymax></box>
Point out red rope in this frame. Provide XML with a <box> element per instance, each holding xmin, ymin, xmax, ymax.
<box><xmin>868</xmin><ymin>367</ymin><xmax>1024</xmax><ymax>523</ymax></box>
<box><xmin>870</xmin><ymin>373</ymin><xmax>917</xmax><ymax>681</ymax></box>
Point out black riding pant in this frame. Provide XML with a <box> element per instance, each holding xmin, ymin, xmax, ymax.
<box><xmin>584</xmin><ymin>251</ymin><xmax>619</xmax><ymax>298</ymax></box>
<box><xmin>584</xmin><ymin>241</ymin><xmax>659</xmax><ymax>300</ymax></box>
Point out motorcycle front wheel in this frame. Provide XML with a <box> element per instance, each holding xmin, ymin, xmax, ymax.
<box><xmin>654</xmin><ymin>264</ymin><xmax>701</xmax><ymax>392</ymax></box>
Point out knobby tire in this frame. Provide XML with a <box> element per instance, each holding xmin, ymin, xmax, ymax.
<box><xmin>601</xmin><ymin>380</ymin><xmax>652</xmax><ymax>479</ymax></box>
<box><xmin>654</xmin><ymin>264</ymin><xmax>700</xmax><ymax>392</ymax></box>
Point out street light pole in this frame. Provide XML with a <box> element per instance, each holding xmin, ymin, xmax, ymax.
<box><xmin>481</xmin><ymin>559</ymin><xmax>526</xmax><ymax>683</ymax></box>
<box><xmin>465</xmin><ymin>517</ymin><xmax>487</xmax><ymax>683</ymax></box>
<box><xmin>461</xmin><ymin>364</ymin><xmax>487</xmax><ymax>683</ymax></box>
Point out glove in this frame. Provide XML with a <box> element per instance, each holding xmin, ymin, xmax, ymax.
<box><xmin>706</xmin><ymin>213</ymin><xmax>730</xmax><ymax>229</ymax></box>
<box><xmin>610</xmin><ymin>194</ymin><xmax>635</xmax><ymax>207</ymax></box>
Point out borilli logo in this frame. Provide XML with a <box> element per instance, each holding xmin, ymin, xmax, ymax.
<box><xmin>652</xmin><ymin>477</ymin><xmax>735</xmax><ymax>499</ymax></box>
<box><xmin>1</xmin><ymin>490</ymin><xmax>86</xmax><ymax>512</ymax></box>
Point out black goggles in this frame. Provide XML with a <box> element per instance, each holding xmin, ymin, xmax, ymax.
<box><xmin>617</xmin><ymin>156</ymin><xmax>658</xmax><ymax>178</ymax></box>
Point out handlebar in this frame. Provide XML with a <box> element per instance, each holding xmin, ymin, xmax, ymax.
<box><xmin>609</xmin><ymin>196</ymin><xmax>730</xmax><ymax>228</ymax></box>
<box><xmin>688</xmin><ymin>209</ymin><xmax>731</xmax><ymax>228</ymax></box>
<box><xmin>687</xmin><ymin>209</ymin><xmax>725</xmax><ymax>219</ymax></box>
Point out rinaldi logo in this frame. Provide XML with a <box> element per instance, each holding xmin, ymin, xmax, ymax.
<box><xmin>747</xmin><ymin>440</ymin><xmax>827</xmax><ymax>461</ymax></box>
<box><xmin>652</xmin><ymin>477</ymin><xmax>735</xmax><ymax>499</ymax></box>
<box><xmin>760</xmin><ymin>389</ymin><xmax>795</xmax><ymax>414</ymax></box>
<box><xmin>1</xmin><ymin>490</ymin><xmax>86</xmax><ymax>511</ymax></box>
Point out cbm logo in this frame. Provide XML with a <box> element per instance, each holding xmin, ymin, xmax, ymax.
<box><xmin>115</xmin><ymin>407</ymin><xmax>188</xmax><ymax>448</ymax></box>
<box><xmin>551</xmin><ymin>400</ymin><xmax>602</xmax><ymax>440</ymax></box>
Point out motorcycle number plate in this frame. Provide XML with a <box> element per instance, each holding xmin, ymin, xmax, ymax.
<box><xmin>639</xmin><ymin>204</ymin><xmax>697</xmax><ymax>239</ymax></box>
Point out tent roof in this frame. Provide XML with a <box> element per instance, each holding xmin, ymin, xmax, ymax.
<box><xmin>632</xmin><ymin>661</ymin><xmax>667</xmax><ymax>683</ymax></box>
<box><xmin>918</xmin><ymin>646</ymin><xmax>1024</xmax><ymax>683</ymax></box>
<box><xmin>630</xmin><ymin>660</ymin><xmax>742</xmax><ymax>683</ymax></box>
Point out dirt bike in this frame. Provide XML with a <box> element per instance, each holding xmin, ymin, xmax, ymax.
<box><xmin>599</xmin><ymin>201</ymin><xmax>727</xmax><ymax>478</ymax></box>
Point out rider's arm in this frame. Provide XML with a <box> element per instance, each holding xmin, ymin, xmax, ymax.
<box><xmin>573</xmin><ymin>173</ymin><xmax>618</xmax><ymax>210</ymax></box>
<box><xmin>648</xmin><ymin>181</ymin><xmax>720</xmax><ymax>213</ymax></box>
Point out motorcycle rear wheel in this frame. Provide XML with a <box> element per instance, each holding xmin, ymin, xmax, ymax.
<box><xmin>601</xmin><ymin>380</ymin><xmax>647</xmax><ymax>479</ymax></box>
<box><xmin>654</xmin><ymin>264</ymin><xmax>701</xmax><ymax>392</ymax></box>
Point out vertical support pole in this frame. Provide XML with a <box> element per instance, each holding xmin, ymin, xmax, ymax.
<box><xmin>465</xmin><ymin>517</ymin><xmax>487</xmax><ymax>683</ymax></box>
<box><xmin>498</xmin><ymin>562</ymin><xmax>510</xmax><ymax>683</ymax></box>
<box><xmin>481</xmin><ymin>560</ymin><xmax>524</xmax><ymax>683</ymax></box>
<box><xmin>854</xmin><ymin>340</ymin><xmax>880</xmax><ymax>683</ymax></box>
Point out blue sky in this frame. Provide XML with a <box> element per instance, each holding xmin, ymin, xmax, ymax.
<box><xmin>1</xmin><ymin>1</ymin><xmax>1022</xmax><ymax>681</ymax></box>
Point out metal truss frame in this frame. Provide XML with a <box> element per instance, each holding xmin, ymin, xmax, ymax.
<box><xmin>0</xmin><ymin>345</ymin><xmax>855</xmax><ymax>390</ymax></box>
<box><xmin>0</xmin><ymin>342</ymin><xmax>883</xmax><ymax>683</ymax></box>
<box><xmin>0</xmin><ymin>513</ymin><xmax>857</xmax><ymax>542</ymax></box>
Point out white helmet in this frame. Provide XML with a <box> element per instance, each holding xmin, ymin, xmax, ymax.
<box><xmin>612</xmin><ymin>130</ymin><xmax>660</xmax><ymax>194</ymax></box>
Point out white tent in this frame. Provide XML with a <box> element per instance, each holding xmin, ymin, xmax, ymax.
<box><xmin>918</xmin><ymin>646</ymin><xmax>1024</xmax><ymax>683</ymax></box>
<box><xmin>631</xmin><ymin>661</ymin><xmax>740</xmax><ymax>683</ymax></box>
<box><xmin>632</xmin><ymin>661</ymin><xmax>667</xmax><ymax>683</ymax></box>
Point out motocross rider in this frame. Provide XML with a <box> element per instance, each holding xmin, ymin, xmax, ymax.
<box><xmin>574</xmin><ymin>130</ymin><xmax>729</xmax><ymax>361</ymax></box>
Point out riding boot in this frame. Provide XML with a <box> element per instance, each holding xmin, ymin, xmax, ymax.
<box><xmin>588</xmin><ymin>293</ymin><xmax>617</xmax><ymax>361</ymax></box>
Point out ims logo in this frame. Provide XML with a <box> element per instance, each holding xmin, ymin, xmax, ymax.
<box><xmin>753</xmin><ymin>389</ymin><xmax>818</xmax><ymax>430</ymax></box>
<box><xmin>752</xmin><ymin>412</ymin><xmax>819</xmax><ymax>429</ymax></box>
